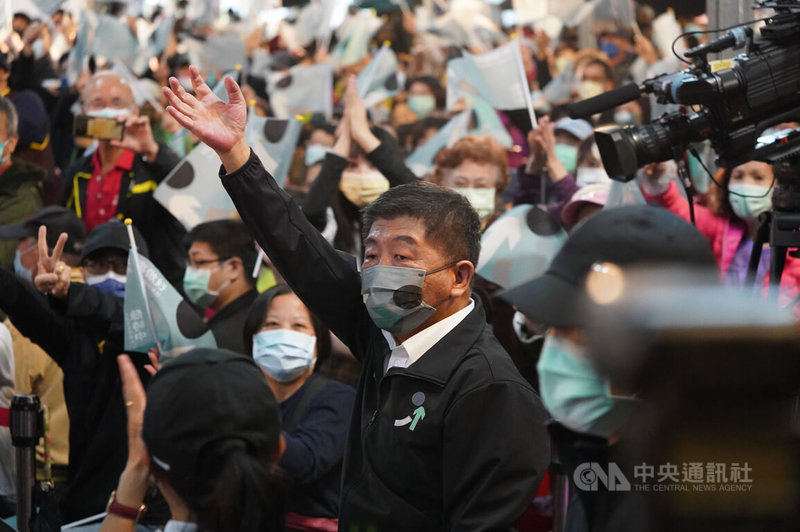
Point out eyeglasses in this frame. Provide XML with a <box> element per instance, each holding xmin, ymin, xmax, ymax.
<box><xmin>186</xmin><ymin>257</ymin><xmax>230</xmax><ymax>269</ymax></box>
<box><xmin>83</xmin><ymin>258</ymin><xmax>127</xmax><ymax>275</ymax></box>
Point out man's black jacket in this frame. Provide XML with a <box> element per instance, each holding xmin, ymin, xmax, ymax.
<box><xmin>221</xmin><ymin>150</ymin><xmax>550</xmax><ymax>531</ymax></box>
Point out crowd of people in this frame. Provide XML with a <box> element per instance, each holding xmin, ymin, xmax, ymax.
<box><xmin>0</xmin><ymin>1</ymin><xmax>796</xmax><ymax>531</ymax></box>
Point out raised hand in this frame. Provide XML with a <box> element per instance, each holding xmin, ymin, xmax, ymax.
<box><xmin>345</xmin><ymin>75</ymin><xmax>380</xmax><ymax>153</ymax></box>
<box><xmin>162</xmin><ymin>65</ymin><xmax>250</xmax><ymax>172</ymax></box>
<box><xmin>33</xmin><ymin>225</ymin><xmax>70</xmax><ymax>298</ymax></box>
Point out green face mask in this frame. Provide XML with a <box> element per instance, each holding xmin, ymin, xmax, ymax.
<box><xmin>407</xmin><ymin>94</ymin><xmax>436</xmax><ymax>119</ymax></box>
<box><xmin>183</xmin><ymin>262</ymin><xmax>229</xmax><ymax>309</ymax></box>
<box><xmin>554</xmin><ymin>143</ymin><xmax>579</xmax><ymax>174</ymax></box>
<box><xmin>537</xmin><ymin>334</ymin><xmax>635</xmax><ymax>438</ymax></box>
<box><xmin>728</xmin><ymin>183</ymin><xmax>772</xmax><ymax>220</ymax></box>
<box><xmin>452</xmin><ymin>187</ymin><xmax>496</xmax><ymax>220</ymax></box>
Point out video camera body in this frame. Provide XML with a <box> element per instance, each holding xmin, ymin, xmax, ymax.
<box><xmin>568</xmin><ymin>0</ymin><xmax>800</xmax><ymax>182</ymax></box>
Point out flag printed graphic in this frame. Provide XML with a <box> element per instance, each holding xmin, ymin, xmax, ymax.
<box><xmin>267</xmin><ymin>62</ymin><xmax>334</xmax><ymax>120</ymax></box>
<box><xmin>124</xmin><ymin>248</ymin><xmax>217</xmax><ymax>359</ymax></box>
<box><xmin>357</xmin><ymin>45</ymin><xmax>402</xmax><ymax>108</ymax></box>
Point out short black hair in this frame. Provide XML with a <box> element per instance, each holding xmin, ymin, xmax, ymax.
<box><xmin>361</xmin><ymin>181</ymin><xmax>481</xmax><ymax>266</ymax></box>
<box><xmin>186</xmin><ymin>220</ymin><xmax>257</xmax><ymax>285</ymax></box>
<box><xmin>242</xmin><ymin>284</ymin><xmax>332</xmax><ymax>371</ymax></box>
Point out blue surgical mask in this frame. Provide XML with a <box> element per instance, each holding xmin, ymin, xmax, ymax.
<box><xmin>555</xmin><ymin>143</ymin><xmax>579</xmax><ymax>174</ymax></box>
<box><xmin>537</xmin><ymin>334</ymin><xmax>635</xmax><ymax>439</ymax></box>
<box><xmin>183</xmin><ymin>264</ymin><xmax>229</xmax><ymax>309</ymax></box>
<box><xmin>599</xmin><ymin>40</ymin><xmax>620</xmax><ymax>59</ymax></box>
<box><xmin>728</xmin><ymin>183</ymin><xmax>772</xmax><ymax>220</ymax></box>
<box><xmin>252</xmin><ymin>329</ymin><xmax>316</xmax><ymax>383</ymax></box>
<box><xmin>86</xmin><ymin>271</ymin><xmax>127</xmax><ymax>298</ymax></box>
<box><xmin>13</xmin><ymin>249</ymin><xmax>33</xmax><ymax>282</ymax></box>
<box><xmin>305</xmin><ymin>144</ymin><xmax>332</xmax><ymax>166</ymax></box>
<box><xmin>407</xmin><ymin>94</ymin><xmax>436</xmax><ymax>119</ymax></box>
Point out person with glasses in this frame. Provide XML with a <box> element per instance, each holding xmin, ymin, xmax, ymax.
<box><xmin>183</xmin><ymin>219</ymin><xmax>259</xmax><ymax>354</ymax></box>
<box><xmin>0</xmin><ymin>220</ymin><xmax>170</xmax><ymax>527</ymax></box>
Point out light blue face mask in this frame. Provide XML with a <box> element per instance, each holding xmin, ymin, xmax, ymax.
<box><xmin>728</xmin><ymin>183</ymin><xmax>772</xmax><ymax>220</ymax></box>
<box><xmin>537</xmin><ymin>334</ymin><xmax>635</xmax><ymax>439</ymax></box>
<box><xmin>305</xmin><ymin>144</ymin><xmax>332</xmax><ymax>166</ymax></box>
<box><xmin>407</xmin><ymin>94</ymin><xmax>436</xmax><ymax>119</ymax></box>
<box><xmin>13</xmin><ymin>248</ymin><xmax>33</xmax><ymax>282</ymax></box>
<box><xmin>252</xmin><ymin>329</ymin><xmax>316</xmax><ymax>383</ymax></box>
<box><xmin>183</xmin><ymin>262</ymin><xmax>230</xmax><ymax>309</ymax></box>
<box><xmin>554</xmin><ymin>143</ymin><xmax>579</xmax><ymax>174</ymax></box>
<box><xmin>0</xmin><ymin>140</ymin><xmax>7</xmax><ymax>166</ymax></box>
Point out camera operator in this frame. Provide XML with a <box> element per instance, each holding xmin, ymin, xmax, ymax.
<box><xmin>638</xmin><ymin>159</ymin><xmax>800</xmax><ymax>308</ymax></box>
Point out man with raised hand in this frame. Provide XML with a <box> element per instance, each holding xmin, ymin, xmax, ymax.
<box><xmin>163</xmin><ymin>67</ymin><xmax>549</xmax><ymax>531</ymax></box>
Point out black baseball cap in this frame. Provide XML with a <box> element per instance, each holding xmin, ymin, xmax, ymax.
<box><xmin>142</xmin><ymin>348</ymin><xmax>281</xmax><ymax>497</ymax></box>
<box><xmin>0</xmin><ymin>206</ymin><xmax>86</xmax><ymax>256</ymax></box>
<box><xmin>496</xmin><ymin>205</ymin><xmax>716</xmax><ymax>329</ymax></box>
<box><xmin>81</xmin><ymin>220</ymin><xmax>148</xmax><ymax>260</ymax></box>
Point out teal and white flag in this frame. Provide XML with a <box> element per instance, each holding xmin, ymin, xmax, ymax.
<box><xmin>406</xmin><ymin>110</ymin><xmax>472</xmax><ymax>178</ymax></box>
<box><xmin>357</xmin><ymin>44</ymin><xmax>402</xmax><ymax>108</ymax></box>
<box><xmin>332</xmin><ymin>9</ymin><xmax>382</xmax><ymax>66</ymax></box>
<box><xmin>124</xmin><ymin>249</ymin><xmax>217</xmax><ymax>359</ymax></box>
<box><xmin>446</xmin><ymin>38</ymin><xmax>532</xmax><ymax>112</ymax></box>
<box><xmin>154</xmin><ymin>143</ymin><xmax>237</xmax><ymax>230</ymax></box>
<box><xmin>246</xmin><ymin>113</ymin><xmax>303</xmax><ymax>188</ymax></box>
<box><xmin>267</xmin><ymin>62</ymin><xmax>333</xmax><ymax>120</ymax></box>
<box><xmin>469</xmin><ymin>97</ymin><xmax>513</xmax><ymax>148</ymax></box>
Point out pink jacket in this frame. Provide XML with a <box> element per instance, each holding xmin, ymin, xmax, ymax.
<box><xmin>645</xmin><ymin>181</ymin><xmax>800</xmax><ymax>308</ymax></box>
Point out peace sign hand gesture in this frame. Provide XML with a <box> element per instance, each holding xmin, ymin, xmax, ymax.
<box><xmin>33</xmin><ymin>225</ymin><xmax>71</xmax><ymax>299</ymax></box>
<box><xmin>162</xmin><ymin>65</ymin><xmax>250</xmax><ymax>173</ymax></box>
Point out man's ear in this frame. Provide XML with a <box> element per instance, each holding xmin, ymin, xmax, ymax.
<box><xmin>449</xmin><ymin>260</ymin><xmax>475</xmax><ymax>299</ymax></box>
<box><xmin>226</xmin><ymin>256</ymin><xmax>244</xmax><ymax>279</ymax></box>
<box><xmin>5</xmin><ymin>134</ymin><xmax>18</xmax><ymax>155</ymax></box>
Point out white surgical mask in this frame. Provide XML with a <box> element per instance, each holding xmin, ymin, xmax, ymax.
<box><xmin>578</xmin><ymin>80</ymin><xmax>605</xmax><ymax>101</ymax></box>
<box><xmin>252</xmin><ymin>329</ymin><xmax>316</xmax><ymax>383</ymax></box>
<box><xmin>305</xmin><ymin>144</ymin><xmax>332</xmax><ymax>166</ymax></box>
<box><xmin>452</xmin><ymin>187</ymin><xmax>496</xmax><ymax>220</ymax></box>
<box><xmin>85</xmin><ymin>107</ymin><xmax>132</xmax><ymax>119</ymax></box>
<box><xmin>576</xmin><ymin>167</ymin><xmax>612</xmax><ymax>187</ymax></box>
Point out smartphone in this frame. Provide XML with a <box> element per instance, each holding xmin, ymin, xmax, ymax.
<box><xmin>73</xmin><ymin>115</ymin><xmax>125</xmax><ymax>141</ymax></box>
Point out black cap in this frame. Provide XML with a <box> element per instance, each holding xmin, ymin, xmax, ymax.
<box><xmin>0</xmin><ymin>206</ymin><xmax>86</xmax><ymax>256</ymax></box>
<box><xmin>496</xmin><ymin>205</ymin><xmax>716</xmax><ymax>329</ymax></box>
<box><xmin>81</xmin><ymin>220</ymin><xmax>148</xmax><ymax>260</ymax></box>
<box><xmin>142</xmin><ymin>348</ymin><xmax>280</xmax><ymax>496</ymax></box>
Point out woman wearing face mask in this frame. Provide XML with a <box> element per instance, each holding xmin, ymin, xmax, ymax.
<box><xmin>302</xmin><ymin>78</ymin><xmax>416</xmax><ymax>257</ymax></box>
<box><xmin>640</xmin><ymin>160</ymin><xmax>800</xmax><ymax>302</ymax></box>
<box><xmin>243</xmin><ymin>285</ymin><xmax>355</xmax><ymax>532</ymax></box>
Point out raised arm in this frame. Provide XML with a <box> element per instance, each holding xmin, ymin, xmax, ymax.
<box><xmin>161</xmin><ymin>67</ymin><xmax>372</xmax><ymax>356</ymax></box>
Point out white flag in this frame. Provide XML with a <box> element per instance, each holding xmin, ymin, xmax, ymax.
<box><xmin>357</xmin><ymin>45</ymin><xmax>402</xmax><ymax>108</ymax></box>
<box><xmin>267</xmin><ymin>62</ymin><xmax>333</xmax><ymax>120</ymax></box>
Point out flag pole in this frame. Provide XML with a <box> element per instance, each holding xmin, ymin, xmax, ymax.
<box><xmin>125</xmin><ymin>218</ymin><xmax>163</xmax><ymax>354</ymax></box>
<box><xmin>252</xmin><ymin>248</ymin><xmax>266</xmax><ymax>280</ymax></box>
<box><xmin>511</xmin><ymin>37</ymin><xmax>538</xmax><ymax>129</ymax></box>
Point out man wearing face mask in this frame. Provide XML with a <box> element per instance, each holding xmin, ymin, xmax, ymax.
<box><xmin>302</xmin><ymin>78</ymin><xmax>417</xmax><ymax>257</ymax></box>
<box><xmin>62</xmin><ymin>70</ymin><xmax>187</xmax><ymax>286</ymax></box>
<box><xmin>497</xmin><ymin>206</ymin><xmax>716</xmax><ymax>532</ymax></box>
<box><xmin>0</xmin><ymin>220</ymin><xmax>169</xmax><ymax>525</ymax></box>
<box><xmin>164</xmin><ymin>66</ymin><xmax>550</xmax><ymax>532</ymax></box>
<box><xmin>183</xmin><ymin>219</ymin><xmax>259</xmax><ymax>353</ymax></box>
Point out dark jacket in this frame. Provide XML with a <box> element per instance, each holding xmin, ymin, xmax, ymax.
<box><xmin>207</xmin><ymin>288</ymin><xmax>258</xmax><ymax>354</ymax></box>
<box><xmin>281</xmin><ymin>374</ymin><xmax>355</xmax><ymax>519</ymax></box>
<box><xmin>0</xmin><ymin>158</ymin><xmax>43</xmax><ymax>269</ymax></box>
<box><xmin>222</xmin><ymin>151</ymin><xmax>550</xmax><ymax>531</ymax></box>
<box><xmin>62</xmin><ymin>144</ymin><xmax>187</xmax><ymax>286</ymax></box>
<box><xmin>0</xmin><ymin>270</ymin><xmax>167</xmax><ymax>525</ymax></box>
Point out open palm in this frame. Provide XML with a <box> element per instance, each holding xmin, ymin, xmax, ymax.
<box><xmin>162</xmin><ymin>66</ymin><xmax>247</xmax><ymax>155</ymax></box>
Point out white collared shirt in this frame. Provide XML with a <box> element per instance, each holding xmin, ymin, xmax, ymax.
<box><xmin>383</xmin><ymin>299</ymin><xmax>475</xmax><ymax>373</ymax></box>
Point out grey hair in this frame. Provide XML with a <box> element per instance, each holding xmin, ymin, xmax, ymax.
<box><xmin>0</xmin><ymin>97</ymin><xmax>18</xmax><ymax>138</ymax></box>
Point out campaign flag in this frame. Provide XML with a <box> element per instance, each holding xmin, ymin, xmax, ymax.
<box><xmin>246</xmin><ymin>113</ymin><xmax>303</xmax><ymax>188</ymax></box>
<box><xmin>332</xmin><ymin>9</ymin><xmax>382</xmax><ymax>66</ymax></box>
<box><xmin>446</xmin><ymin>38</ymin><xmax>535</xmax><ymax>125</ymax></box>
<box><xmin>512</xmin><ymin>0</ymin><xmax>548</xmax><ymax>25</ymax></box>
<box><xmin>476</xmin><ymin>204</ymin><xmax>566</xmax><ymax>289</ymax></box>
<box><xmin>149</xmin><ymin>14</ymin><xmax>174</xmax><ymax>56</ymax></box>
<box><xmin>211</xmin><ymin>69</ymin><xmax>240</xmax><ymax>103</ymax></box>
<box><xmin>406</xmin><ymin>110</ymin><xmax>472</xmax><ymax>177</ymax></box>
<box><xmin>469</xmin><ymin>97</ymin><xmax>513</xmax><ymax>148</ymax></box>
<box><xmin>267</xmin><ymin>62</ymin><xmax>333</xmax><ymax>120</ymax></box>
<box><xmin>111</xmin><ymin>60</ymin><xmax>163</xmax><ymax>111</ymax></box>
<box><xmin>357</xmin><ymin>45</ymin><xmax>402</xmax><ymax>107</ymax></box>
<box><xmin>65</xmin><ymin>14</ymin><xmax>91</xmax><ymax>85</ymax></box>
<box><xmin>154</xmin><ymin>143</ymin><xmax>237</xmax><ymax>230</ymax></box>
<box><xmin>124</xmin><ymin>246</ymin><xmax>217</xmax><ymax>359</ymax></box>
<box><xmin>91</xmin><ymin>13</ymin><xmax>139</xmax><ymax>65</ymax></box>
<box><xmin>199</xmin><ymin>32</ymin><xmax>248</xmax><ymax>74</ymax></box>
